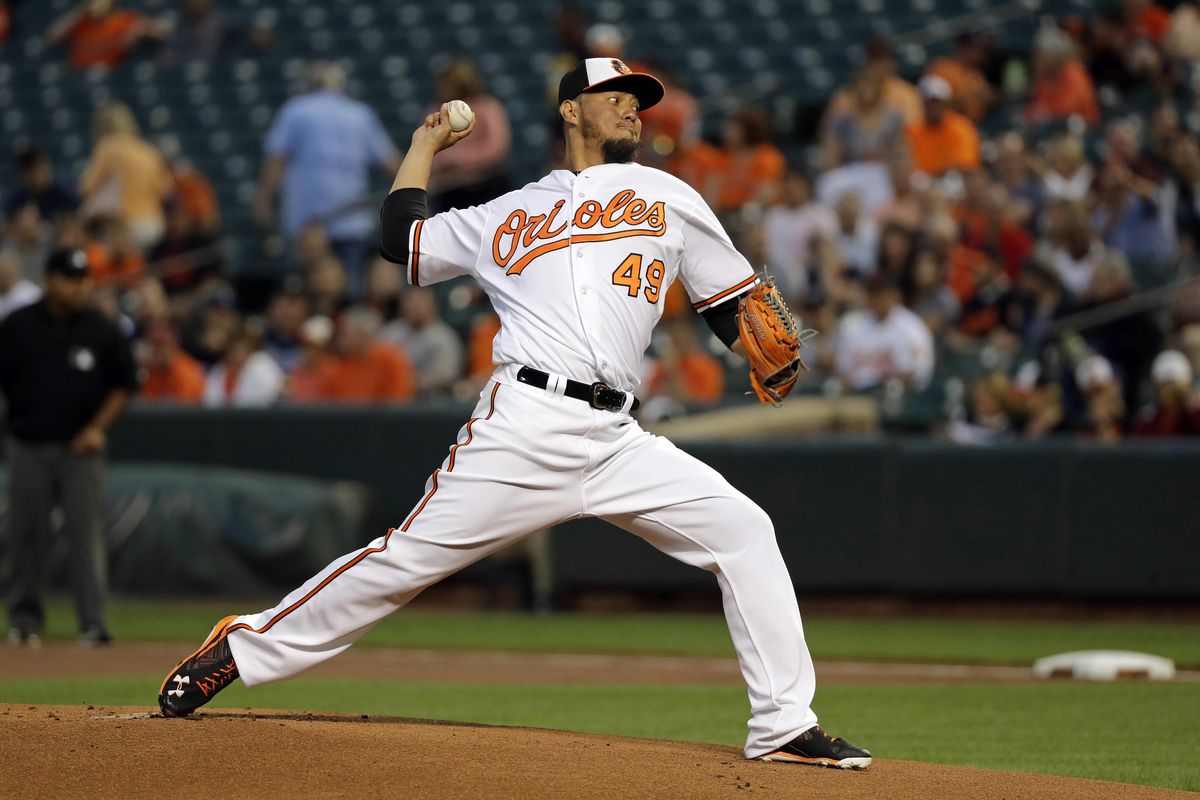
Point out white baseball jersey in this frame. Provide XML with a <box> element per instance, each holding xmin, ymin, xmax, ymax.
<box><xmin>221</xmin><ymin>161</ymin><xmax>824</xmax><ymax>762</ymax></box>
<box><xmin>407</xmin><ymin>163</ymin><xmax>758</xmax><ymax>391</ymax></box>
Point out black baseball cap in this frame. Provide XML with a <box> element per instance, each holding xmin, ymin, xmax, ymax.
<box><xmin>558</xmin><ymin>58</ymin><xmax>665</xmax><ymax>110</ymax></box>
<box><xmin>44</xmin><ymin>248</ymin><xmax>91</xmax><ymax>279</ymax></box>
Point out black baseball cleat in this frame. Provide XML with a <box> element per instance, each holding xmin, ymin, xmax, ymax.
<box><xmin>758</xmin><ymin>726</ymin><xmax>872</xmax><ymax>769</ymax></box>
<box><xmin>158</xmin><ymin>615</ymin><xmax>241</xmax><ymax>718</ymax></box>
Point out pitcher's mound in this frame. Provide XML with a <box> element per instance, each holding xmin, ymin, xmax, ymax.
<box><xmin>0</xmin><ymin>704</ymin><xmax>1189</xmax><ymax>799</ymax></box>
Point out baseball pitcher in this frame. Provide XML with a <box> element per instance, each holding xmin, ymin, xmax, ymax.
<box><xmin>157</xmin><ymin>59</ymin><xmax>871</xmax><ymax>769</ymax></box>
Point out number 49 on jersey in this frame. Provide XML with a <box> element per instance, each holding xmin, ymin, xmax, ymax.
<box><xmin>611</xmin><ymin>253</ymin><xmax>666</xmax><ymax>304</ymax></box>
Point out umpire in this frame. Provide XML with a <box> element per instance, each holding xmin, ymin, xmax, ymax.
<box><xmin>0</xmin><ymin>248</ymin><xmax>138</xmax><ymax>646</ymax></box>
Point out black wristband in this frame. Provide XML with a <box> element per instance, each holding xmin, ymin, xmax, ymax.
<box><xmin>379</xmin><ymin>188</ymin><xmax>429</xmax><ymax>264</ymax></box>
<box><xmin>700</xmin><ymin>300</ymin><xmax>740</xmax><ymax>349</ymax></box>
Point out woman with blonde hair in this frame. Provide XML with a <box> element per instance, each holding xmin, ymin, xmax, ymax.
<box><xmin>80</xmin><ymin>102</ymin><xmax>173</xmax><ymax>251</ymax></box>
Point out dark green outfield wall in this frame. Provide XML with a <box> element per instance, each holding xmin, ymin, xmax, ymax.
<box><xmin>65</xmin><ymin>408</ymin><xmax>1200</xmax><ymax>599</ymax></box>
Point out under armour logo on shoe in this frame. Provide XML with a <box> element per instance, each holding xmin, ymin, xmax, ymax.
<box><xmin>168</xmin><ymin>675</ymin><xmax>190</xmax><ymax>697</ymax></box>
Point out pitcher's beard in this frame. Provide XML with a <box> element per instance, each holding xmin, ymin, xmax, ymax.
<box><xmin>601</xmin><ymin>136</ymin><xmax>641</xmax><ymax>164</ymax></box>
<box><xmin>582</xmin><ymin>116</ymin><xmax>641</xmax><ymax>164</ymax></box>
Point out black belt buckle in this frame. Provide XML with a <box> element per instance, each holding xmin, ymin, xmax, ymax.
<box><xmin>590</xmin><ymin>382</ymin><xmax>626</xmax><ymax>412</ymax></box>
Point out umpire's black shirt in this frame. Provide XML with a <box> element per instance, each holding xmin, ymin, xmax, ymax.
<box><xmin>0</xmin><ymin>299</ymin><xmax>138</xmax><ymax>443</ymax></box>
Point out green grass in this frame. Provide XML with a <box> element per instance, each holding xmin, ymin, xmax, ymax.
<box><xmin>39</xmin><ymin>599</ymin><xmax>1200</xmax><ymax>667</ymax></box>
<box><xmin>2</xmin><ymin>676</ymin><xmax>1197</xmax><ymax>792</ymax></box>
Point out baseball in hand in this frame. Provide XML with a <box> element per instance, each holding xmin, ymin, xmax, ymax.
<box><xmin>446</xmin><ymin>100</ymin><xmax>474</xmax><ymax>132</ymax></box>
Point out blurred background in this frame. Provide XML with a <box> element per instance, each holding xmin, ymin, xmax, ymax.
<box><xmin>1</xmin><ymin>0</ymin><xmax>1198</xmax><ymax>614</ymax></box>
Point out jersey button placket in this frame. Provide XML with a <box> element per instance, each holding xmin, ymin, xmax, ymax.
<box><xmin>568</xmin><ymin>186</ymin><xmax>605</xmax><ymax>383</ymax></box>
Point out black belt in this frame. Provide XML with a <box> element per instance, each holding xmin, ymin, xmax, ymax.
<box><xmin>516</xmin><ymin>366</ymin><xmax>641</xmax><ymax>412</ymax></box>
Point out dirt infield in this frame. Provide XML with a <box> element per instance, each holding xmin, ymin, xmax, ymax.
<box><xmin>1</xmin><ymin>704</ymin><xmax>1193</xmax><ymax>800</ymax></box>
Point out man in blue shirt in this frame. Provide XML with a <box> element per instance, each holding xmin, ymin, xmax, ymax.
<box><xmin>254</xmin><ymin>62</ymin><xmax>400</xmax><ymax>296</ymax></box>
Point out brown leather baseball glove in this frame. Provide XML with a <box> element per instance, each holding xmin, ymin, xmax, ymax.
<box><xmin>737</xmin><ymin>277</ymin><xmax>815</xmax><ymax>406</ymax></box>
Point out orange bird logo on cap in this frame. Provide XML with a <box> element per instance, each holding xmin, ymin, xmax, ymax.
<box><xmin>611</xmin><ymin>59</ymin><xmax>631</xmax><ymax>75</ymax></box>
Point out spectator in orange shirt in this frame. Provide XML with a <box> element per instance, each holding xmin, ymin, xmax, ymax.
<box><xmin>638</xmin><ymin>64</ymin><xmax>700</xmax><ymax>170</ymax></box>
<box><xmin>666</xmin><ymin>137</ymin><xmax>723</xmax><ymax>197</ymax></box>
<box><xmin>46</xmin><ymin>0</ymin><xmax>165</xmax><ymax>72</ymax></box>
<box><xmin>926</xmin><ymin>33</ymin><xmax>996</xmax><ymax>122</ymax></box>
<box><xmin>170</xmin><ymin>157</ymin><xmax>219</xmax><ymax>235</ymax></box>
<box><xmin>1124</xmin><ymin>0</ymin><xmax>1170</xmax><ymax>42</ymax></box>
<box><xmin>321</xmin><ymin>307</ymin><xmax>414</xmax><ymax>403</ymax></box>
<box><xmin>286</xmin><ymin>316</ymin><xmax>337</xmax><ymax>403</ymax></box>
<box><xmin>905</xmin><ymin>76</ymin><xmax>980</xmax><ymax>177</ymax></box>
<box><xmin>87</xmin><ymin>219</ymin><xmax>145</xmax><ymax>288</ymax></box>
<box><xmin>1025</xmin><ymin>27</ymin><xmax>1099</xmax><ymax>127</ymax></box>
<box><xmin>139</xmin><ymin>320</ymin><xmax>205</xmax><ymax>404</ymax></box>
<box><xmin>961</xmin><ymin>183</ymin><xmax>1033</xmax><ymax>282</ymax></box>
<box><xmin>708</xmin><ymin>107</ymin><xmax>786</xmax><ymax>213</ymax></box>
<box><xmin>645</xmin><ymin>319</ymin><xmax>724</xmax><ymax>408</ymax></box>
<box><xmin>466</xmin><ymin>311</ymin><xmax>501</xmax><ymax>380</ymax></box>
<box><xmin>450</xmin><ymin>296</ymin><xmax>501</xmax><ymax>401</ymax></box>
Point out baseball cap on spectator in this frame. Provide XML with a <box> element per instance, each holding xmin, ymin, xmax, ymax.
<box><xmin>918</xmin><ymin>75</ymin><xmax>953</xmax><ymax>102</ymax></box>
<box><xmin>300</xmin><ymin>315</ymin><xmax>334</xmax><ymax>347</ymax></box>
<box><xmin>1013</xmin><ymin>360</ymin><xmax>1042</xmax><ymax>393</ymax></box>
<box><xmin>1075</xmin><ymin>355</ymin><xmax>1114</xmax><ymax>391</ymax></box>
<box><xmin>1151</xmin><ymin>350</ymin><xmax>1193</xmax><ymax>385</ymax></box>
<box><xmin>558</xmin><ymin>58</ymin><xmax>665</xmax><ymax>110</ymax></box>
<box><xmin>45</xmin><ymin>248</ymin><xmax>91</xmax><ymax>279</ymax></box>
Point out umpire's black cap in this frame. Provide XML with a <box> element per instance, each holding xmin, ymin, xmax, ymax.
<box><xmin>44</xmin><ymin>248</ymin><xmax>91</xmax><ymax>279</ymax></box>
<box><xmin>558</xmin><ymin>58</ymin><xmax>665</xmax><ymax>110</ymax></box>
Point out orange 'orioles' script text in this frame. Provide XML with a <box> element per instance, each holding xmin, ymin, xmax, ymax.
<box><xmin>492</xmin><ymin>190</ymin><xmax>667</xmax><ymax>276</ymax></box>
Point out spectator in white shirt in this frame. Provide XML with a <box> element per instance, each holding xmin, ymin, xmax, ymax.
<box><xmin>836</xmin><ymin>275</ymin><xmax>935</xmax><ymax>391</ymax></box>
<box><xmin>1041</xmin><ymin>135</ymin><xmax>1093</xmax><ymax>203</ymax></box>
<box><xmin>832</xmin><ymin>190</ymin><xmax>880</xmax><ymax>276</ymax></box>
<box><xmin>203</xmin><ymin>322</ymin><xmax>285</xmax><ymax>407</ymax></box>
<box><xmin>1036</xmin><ymin>198</ymin><xmax>1108</xmax><ymax>298</ymax></box>
<box><xmin>761</xmin><ymin>170</ymin><xmax>837</xmax><ymax>303</ymax></box>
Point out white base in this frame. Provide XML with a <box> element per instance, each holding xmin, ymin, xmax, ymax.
<box><xmin>1032</xmin><ymin>650</ymin><xmax>1176</xmax><ymax>681</ymax></box>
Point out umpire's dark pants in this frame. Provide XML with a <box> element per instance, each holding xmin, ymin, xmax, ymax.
<box><xmin>4</xmin><ymin>437</ymin><xmax>108</xmax><ymax>635</ymax></box>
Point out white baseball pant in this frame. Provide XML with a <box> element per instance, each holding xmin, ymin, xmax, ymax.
<box><xmin>225</xmin><ymin>364</ymin><xmax>819</xmax><ymax>757</ymax></box>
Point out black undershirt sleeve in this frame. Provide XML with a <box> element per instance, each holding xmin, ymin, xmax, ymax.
<box><xmin>700</xmin><ymin>300</ymin><xmax>740</xmax><ymax>349</ymax></box>
<box><xmin>379</xmin><ymin>188</ymin><xmax>430</xmax><ymax>265</ymax></box>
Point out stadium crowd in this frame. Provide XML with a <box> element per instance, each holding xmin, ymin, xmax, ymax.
<box><xmin>2</xmin><ymin>0</ymin><xmax>1200</xmax><ymax>440</ymax></box>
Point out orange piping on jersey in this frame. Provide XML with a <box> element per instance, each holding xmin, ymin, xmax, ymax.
<box><xmin>410</xmin><ymin>220</ymin><xmax>424</xmax><ymax>287</ymax></box>
<box><xmin>447</xmin><ymin>382</ymin><xmax>500</xmax><ymax>471</ymax></box>
<box><xmin>224</xmin><ymin>529</ymin><xmax>397</xmax><ymax>638</ymax></box>
<box><xmin>693</xmin><ymin>275</ymin><xmax>758</xmax><ymax>310</ymax></box>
